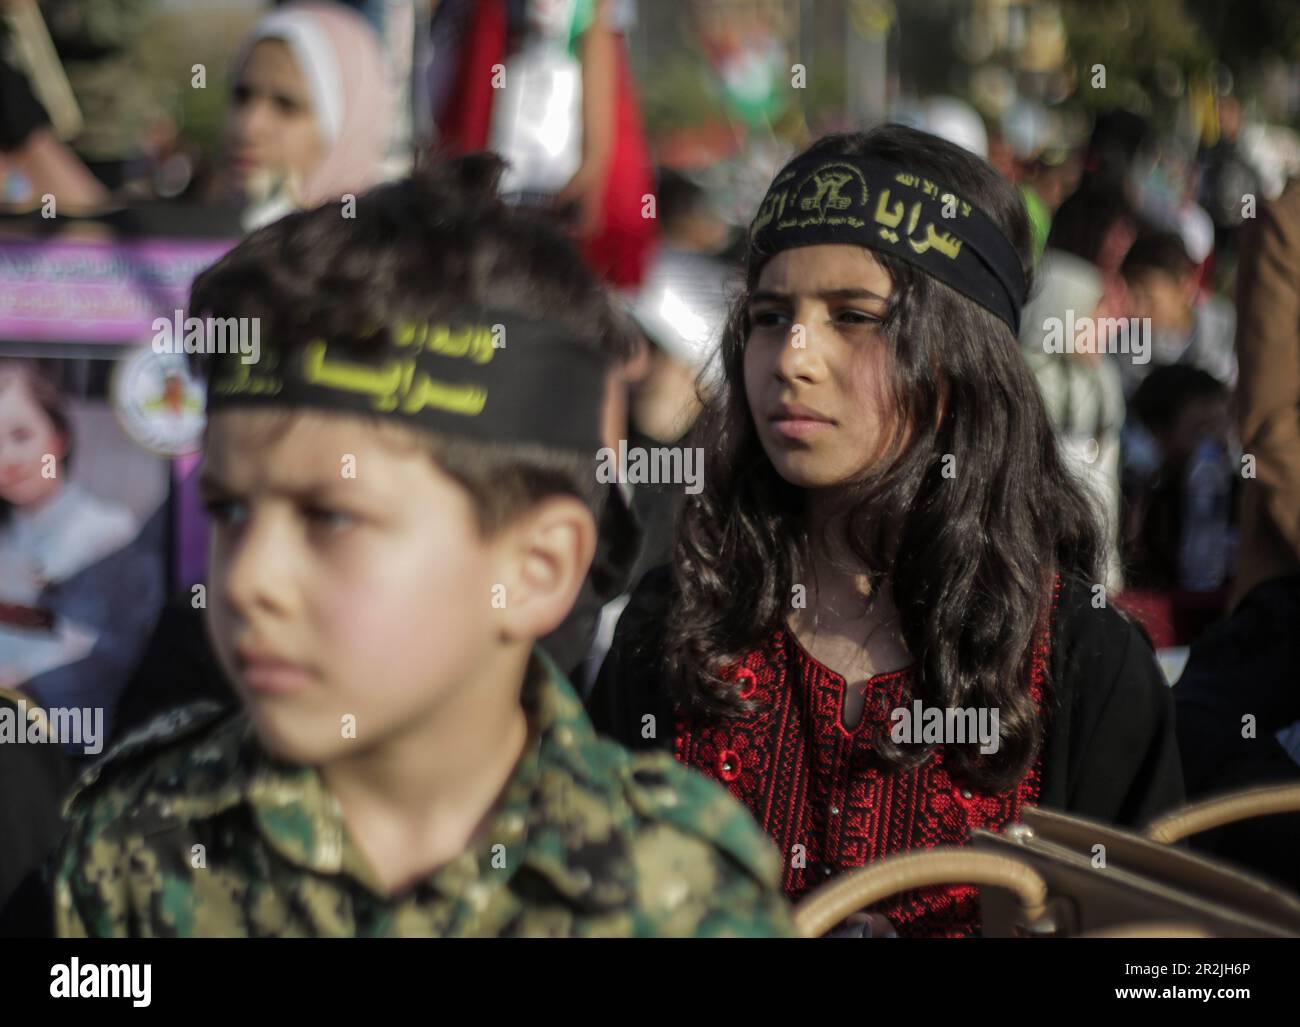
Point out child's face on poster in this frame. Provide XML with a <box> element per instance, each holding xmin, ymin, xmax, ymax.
<box><xmin>0</xmin><ymin>372</ymin><xmax>66</xmax><ymax>510</ymax></box>
<box><xmin>199</xmin><ymin>410</ymin><xmax>517</xmax><ymax>766</ymax></box>
<box><xmin>743</xmin><ymin>244</ymin><xmax>901</xmax><ymax>489</ymax></box>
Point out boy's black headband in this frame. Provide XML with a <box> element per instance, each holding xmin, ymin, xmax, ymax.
<box><xmin>749</xmin><ymin>154</ymin><xmax>1028</xmax><ymax>333</ymax></box>
<box><xmin>204</xmin><ymin>309</ymin><xmax>608</xmax><ymax>453</ymax></box>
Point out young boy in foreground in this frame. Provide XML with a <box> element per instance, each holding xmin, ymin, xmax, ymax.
<box><xmin>52</xmin><ymin>160</ymin><xmax>795</xmax><ymax>938</ymax></box>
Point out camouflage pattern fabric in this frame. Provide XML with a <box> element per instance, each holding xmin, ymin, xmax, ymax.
<box><xmin>53</xmin><ymin>650</ymin><xmax>795</xmax><ymax>937</ymax></box>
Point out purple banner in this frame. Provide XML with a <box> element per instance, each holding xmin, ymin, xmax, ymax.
<box><xmin>0</xmin><ymin>238</ymin><xmax>236</xmax><ymax>343</ymax></box>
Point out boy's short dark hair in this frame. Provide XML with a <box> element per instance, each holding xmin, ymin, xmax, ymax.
<box><xmin>1047</xmin><ymin>182</ymin><xmax>1135</xmax><ymax>266</ymax></box>
<box><xmin>1131</xmin><ymin>364</ymin><xmax>1226</xmax><ymax>433</ymax></box>
<box><xmin>655</xmin><ymin>167</ymin><xmax>707</xmax><ymax>233</ymax></box>
<box><xmin>1122</xmin><ymin>230</ymin><xmax>1195</xmax><ymax>281</ymax></box>
<box><xmin>188</xmin><ymin>155</ymin><xmax>633</xmax><ymax>538</ymax></box>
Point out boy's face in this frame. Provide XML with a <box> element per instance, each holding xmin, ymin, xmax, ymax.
<box><xmin>1126</xmin><ymin>269</ymin><xmax>1194</xmax><ymax>333</ymax></box>
<box><xmin>1160</xmin><ymin>395</ymin><xmax>1230</xmax><ymax>465</ymax></box>
<box><xmin>201</xmin><ymin>410</ymin><xmax>507</xmax><ymax>765</ymax></box>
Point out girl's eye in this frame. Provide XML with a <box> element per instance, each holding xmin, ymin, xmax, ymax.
<box><xmin>751</xmin><ymin>310</ymin><xmax>790</xmax><ymax>328</ymax></box>
<box><xmin>203</xmin><ymin>499</ymin><xmax>248</xmax><ymax>526</ymax></box>
<box><xmin>231</xmin><ymin>85</ymin><xmax>251</xmax><ymax>106</ymax></box>
<box><xmin>274</xmin><ymin>95</ymin><xmax>302</xmax><ymax>116</ymax></box>
<box><xmin>836</xmin><ymin>309</ymin><xmax>883</xmax><ymax>326</ymax></box>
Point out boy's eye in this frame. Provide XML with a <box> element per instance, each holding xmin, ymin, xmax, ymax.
<box><xmin>274</xmin><ymin>95</ymin><xmax>303</xmax><ymax>116</ymax></box>
<box><xmin>302</xmin><ymin>505</ymin><xmax>355</xmax><ymax>533</ymax></box>
<box><xmin>231</xmin><ymin>85</ymin><xmax>251</xmax><ymax>106</ymax></box>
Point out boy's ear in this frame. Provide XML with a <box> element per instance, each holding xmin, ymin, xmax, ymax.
<box><xmin>493</xmin><ymin>495</ymin><xmax>597</xmax><ymax>643</ymax></box>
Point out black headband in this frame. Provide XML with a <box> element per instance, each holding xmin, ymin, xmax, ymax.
<box><xmin>204</xmin><ymin>308</ymin><xmax>609</xmax><ymax>454</ymax></box>
<box><xmin>749</xmin><ymin>153</ymin><xmax>1028</xmax><ymax>332</ymax></box>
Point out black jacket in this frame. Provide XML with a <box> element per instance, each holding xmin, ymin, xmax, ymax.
<box><xmin>0</xmin><ymin>691</ymin><xmax>75</xmax><ymax>935</ymax></box>
<box><xmin>589</xmin><ymin>567</ymin><xmax>1185</xmax><ymax>829</ymax></box>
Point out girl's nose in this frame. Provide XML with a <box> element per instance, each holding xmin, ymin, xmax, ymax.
<box><xmin>774</xmin><ymin>320</ymin><xmax>826</xmax><ymax>385</ymax></box>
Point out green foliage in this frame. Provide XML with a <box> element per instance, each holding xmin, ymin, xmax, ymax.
<box><xmin>133</xmin><ymin>8</ymin><xmax>259</xmax><ymax>153</ymax></box>
<box><xmin>1184</xmin><ymin>0</ymin><xmax>1300</xmax><ymax>75</ymax></box>
<box><xmin>1059</xmin><ymin>0</ymin><xmax>1212</xmax><ymax>113</ymax></box>
<box><xmin>638</xmin><ymin>55</ymin><xmax>728</xmax><ymax>134</ymax></box>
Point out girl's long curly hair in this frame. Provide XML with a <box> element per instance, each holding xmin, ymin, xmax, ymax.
<box><xmin>665</xmin><ymin>125</ymin><xmax>1105</xmax><ymax>792</ymax></box>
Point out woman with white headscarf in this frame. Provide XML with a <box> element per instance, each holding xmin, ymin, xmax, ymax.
<box><xmin>222</xmin><ymin>2</ymin><xmax>394</xmax><ymax>231</ymax></box>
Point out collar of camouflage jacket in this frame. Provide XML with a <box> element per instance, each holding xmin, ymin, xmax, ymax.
<box><xmin>70</xmin><ymin>648</ymin><xmax>636</xmax><ymax>910</ymax></box>
<box><xmin>243</xmin><ymin>647</ymin><xmax>635</xmax><ymax>906</ymax></box>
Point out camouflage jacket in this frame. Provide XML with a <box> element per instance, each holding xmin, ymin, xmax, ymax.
<box><xmin>53</xmin><ymin>650</ymin><xmax>796</xmax><ymax>937</ymax></box>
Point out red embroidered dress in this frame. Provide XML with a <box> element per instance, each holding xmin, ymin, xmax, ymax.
<box><xmin>673</xmin><ymin>586</ymin><xmax>1060</xmax><ymax>937</ymax></box>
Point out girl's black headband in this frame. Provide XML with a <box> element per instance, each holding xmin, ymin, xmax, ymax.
<box><xmin>749</xmin><ymin>154</ymin><xmax>1028</xmax><ymax>333</ymax></box>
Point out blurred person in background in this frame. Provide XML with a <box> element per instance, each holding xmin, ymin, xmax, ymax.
<box><xmin>572</xmin><ymin>168</ymin><xmax>732</xmax><ymax>693</ymax></box>
<box><xmin>1170</xmin><ymin>184</ymin><xmax>1300</xmax><ymax>891</ymax></box>
<box><xmin>1129</xmin><ymin>135</ymin><xmax>1216</xmax><ymax>269</ymax></box>
<box><xmin>1120</xmin><ymin>229</ymin><xmax>1237</xmax><ymax>396</ymax></box>
<box><xmin>1123</xmin><ymin>365</ymin><xmax>1237</xmax><ymax>601</ymax></box>
<box><xmin>37</xmin><ymin>0</ymin><xmax>159</xmax><ymax>192</ymax></box>
<box><xmin>0</xmin><ymin>72</ymin><xmax>106</xmax><ymax>209</ymax></box>
<box><xmin>1082</xmin><ymin>108</ymin><xmax>1150</xmax><ymax>192</ymax></box>
<box><xmin>275</xmin><ymin>0</ymin><xmax>419</xmax><ymax>180</ymax></box>
<box><xmin>891</xmin><ymin>95</ymin><xmax>990</xmax><ymax>161</ymax></box>
<box><xmin>1019</xmin><ymin>249</ymin><xmax>1127</xmax><ymax>592</ymax></box>
<box><xmin>1017</xmin><ymin>147</ymin><xmax>1082</xmax><ymax>264</ymax></box>
<box><xmin>433</xmin><ymin>0</ymin><xmax>656</xmax><ymax>289</ymax></box>
<box><xmin>1198</xmin><ymin>95</ymin><xmax>1263</xmax><ymax>268</ymax></box>
<box><xmin>219</xmin><ymin>1</ymin><xmax>393</xmax><ymax>231</ymax></box>
<box><xmin>627</xmin><ymin>168</ymin><xmax>730</xmax><ymax>451</ymax></box>
<box><xmin>0</xmin><ymin>2</ymin><xmax>107</xmax><ymax>207</ymax></box>
<box><xmin>1231</xmin><ymin>179</ymin><xmax>1300</xmax><ymax>610</ymax></box>
<box><xmin>1046</xmin><ymin>179</ymin><xmax>1140</xmax><ymax>328</ymax></box>
<box><xmin>0</xmin><ymin>361</ymin><xmax>163</xmax><ymax>744</ymax></box>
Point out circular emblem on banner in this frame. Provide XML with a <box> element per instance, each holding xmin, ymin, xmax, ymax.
<box><xmin>111</xmin><ymin>347</ymin><xmax>206</xmax><ymax>457</ymax></box>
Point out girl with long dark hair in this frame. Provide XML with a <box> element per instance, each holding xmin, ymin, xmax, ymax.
<box><xmin>590</xmin><ymin>125</ymin><xmax>1184</xmax><ymax>937</ymax></box>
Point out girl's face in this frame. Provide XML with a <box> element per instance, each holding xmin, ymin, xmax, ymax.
<box><xmin>226</xmin><ymin>39</ymin><xmax>326</xmax><ymax>198</ymax></box>
<box><xmin>0</xmin><ymin>373</ymin><xmax>65</xmax><ymax>509</ymax></box>
<box><xmin>743</xmin><ymin>244</ymin><xmax>900</xmax><ymax>489</ymax></box>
